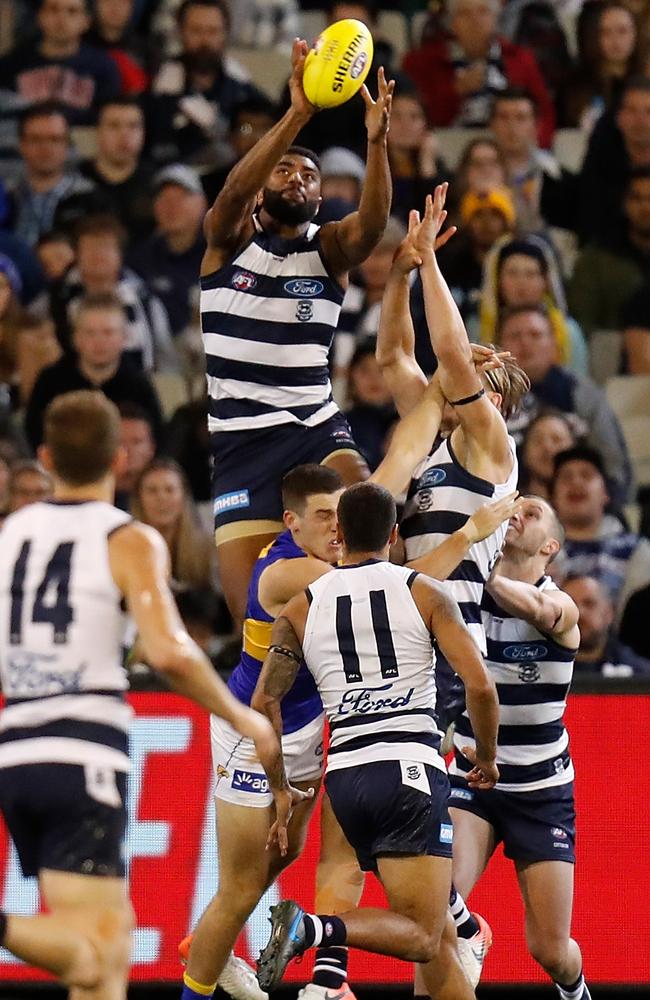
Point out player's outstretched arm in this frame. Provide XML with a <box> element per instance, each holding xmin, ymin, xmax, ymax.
<box><xmin>320</xmin><ymin>68</ymin><xmax>393</xmax><ymax>274</ymax></box>
<box><xmin>203</xmin><ymin>39</ymin><xmax>315</xmax><ymax>251</ymax></box>
<box><xmin>109</xmin><ymin>521</ymin><xmax>282</xmax><ymax>781</ymax></box>
<box><xmin>487</xmin><ymin>573</ymin><xmax>580</xmax><ymax>646</ymax></box>
<box><xmin>407</xmin><ymin>491</ymin><xmax>523</xmax><ymax>580</ymax></box>
<box><xmin>370</xmin><ymin>375</ymin><xmax>445</xmax><ymax>495</ymax></box>
<box><xmin>412</xmin><ymin>576</ymin><xmax>499</xmax><ymax>788</ymax></box>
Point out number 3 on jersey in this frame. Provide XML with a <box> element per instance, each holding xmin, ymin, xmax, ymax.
<box><xmin>10</xmin><ymin>540</ymin><xmax>75</xmax><ymax>645</ymax></box>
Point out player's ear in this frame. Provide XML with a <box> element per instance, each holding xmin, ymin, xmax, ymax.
<box><xmin>256</xmin><ymin>189</ymin><xmax>264</xmax><ymax>208</ymax></box>
<box><xmin>37</xmin><ymin>444</ymin><xmax>54</xmax><ymax>472</ymax></box>
<box><xmin>542</xmin><ymin>537</ymin><xmax>560</xmax><ymax>560</ymax></box>
<box><xmin>388</xmin><ymin>523</ymin><xmax>399</xmax><ymax>547</ymax></box>
<box><xmin>284</xmin><ymin>509</ymin><xmax>296</xmax><ymax>531</ymax></box>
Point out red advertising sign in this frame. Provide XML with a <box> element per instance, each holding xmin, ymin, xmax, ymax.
<box><xmin>0</xmin><ymin>692</ymin><xmax>648</xmax><ymax>984</ymax></box>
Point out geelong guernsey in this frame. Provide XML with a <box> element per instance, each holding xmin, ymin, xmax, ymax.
<box><xmin>401</xmin><ymin>434</ymin><xmax>518</xmax><ymax>653</ymax></box>
<box><xmin>303</xmin><ymin>561</ymin><xmax>446</xmax><ymax>774</ymax></box>
<box><xmin>201</xmin><ymin>217</ymin><xmax>345</xmax><ymax>434</ymax></box>
<box><xmin>226</xmin><ymin>530</ymin><xmax>323</xmax><ymax>734</ymax></box>
<box><xmin>0</xmin><ymin>500</ymin><xmax>132</xmax><ymax>772</ymax></box>
<box><xmin>451</xmin><ymin>577</ymin><xmax>576</xmax><ymax>793</ymax></box>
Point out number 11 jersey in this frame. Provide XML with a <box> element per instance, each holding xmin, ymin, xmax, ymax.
<box><xmin>0</xmin><ymin>500</ymin><xmax>132</xmax><ymax>773</ymax></box>
<box><xmin>303</xmin><ymin>561</ymin><xmax>446</xmax><ymax>775</ymax></box>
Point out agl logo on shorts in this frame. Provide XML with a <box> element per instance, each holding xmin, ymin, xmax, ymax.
<box><xmin>232</xmin><ymin>769</ymin><xmax>269</xmax><ymax>794</ymax></box>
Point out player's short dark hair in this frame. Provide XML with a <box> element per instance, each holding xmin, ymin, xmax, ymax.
<box><xmin>338</xmin><ymin>481</ymin><xmax>396</xmax><ymax>552</ymax></box>
<box><xmin>44</xmin><ymin>390</ymin><xmax>121</xmax><ymax>486</ymax></box>
<box><xmin>286</xmin><ymin>146</ymin><xmax>322</xmax><ymax>173</ymax></box>
<box><xmin>552</xmin><ymin>445</ymin><xmax>606</xmax><ymax>480</ymax></box>
<box><xmin>491</xmin><ymin>87</ymin><xmax>538</xmax><ymax>117</ymax></box>
<box><xmin>18</xmin><ymin>101</ymin><xmax>69</xmax><ymax>138</ymax></box>
<box><xmin>177</xmin><ymin>0</ymin><xmax>230</xmax><ymax>29</ymax></box>
<box><xmin>282</xmin><ymin>464</ymin><xmax>342</xmax><ymax>514</ymax></box>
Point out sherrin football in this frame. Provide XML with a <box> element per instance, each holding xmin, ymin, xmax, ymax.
<box><xmin>303</xmin><ymin>18</ymin><xmax>374</xmax><ymax>109</ymax></box>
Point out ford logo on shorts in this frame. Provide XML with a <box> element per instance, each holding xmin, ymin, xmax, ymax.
<box><xmin>284</xmin><ymin>279</ymin><xmax>324</xmax><ymax>297</ymax></box>
<box><xmin>504</xmin><ymin>644</ymin><xmax>547</xmax><ymax>660</ymax></box>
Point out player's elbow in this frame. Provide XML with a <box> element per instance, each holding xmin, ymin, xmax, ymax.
<box><xmin>144</xmin><ymin>637</ymin><xmax>192</xmax><ymax>678</ymax></box>
<box><xmin>465</xmin><ymin>670</ymin><xmax>497</xmax><ymax>706</ymax></box>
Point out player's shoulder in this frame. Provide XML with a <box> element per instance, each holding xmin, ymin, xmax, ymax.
<box><xmin>108</xmin><ymin>518</ymin><xmax>163</xmax><ymax>555</ymax></box>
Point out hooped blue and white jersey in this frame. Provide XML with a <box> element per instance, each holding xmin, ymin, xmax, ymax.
<box><xmin>303</xmin><ymin>561</ymin><xmax>446</xmax><ymax>774</ymax></box>
<box><xmin>0</xmin><ymin>500</ymin><xmax>133</xmax><ymax>773</ymax></box>
<box><xmin>401</xmin><ymin>434</ymin><xmax>518</xmax><ymax>654</ymax></box>
<box><xmin>450</xmin><ymin>576</ymin><xmax>576</xmax><ymax>793</ymax></box>
<box><xmin>201</xmin><ymin>217</ymin><xmax>345</xmax><ymax>434</ymax></box>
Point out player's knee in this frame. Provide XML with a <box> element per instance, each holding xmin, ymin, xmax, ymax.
<box><xmin>527</xmin><ymin>933</ymin><xmax>568</xmax><ymax>975</ymax></box>
<box><xmin>411</xmin><ymin>926</ymin><xmax>440</xmax><ymax>964</ymax></box>
<box><xmin>66</xmin><ymin>903</ymin><xmax>133</xmax><ymax>989</ymax></box>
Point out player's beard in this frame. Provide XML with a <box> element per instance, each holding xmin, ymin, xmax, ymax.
<box><xmin>262</xmin><ymin>187</ymin><xmax>320</xmax><ymax>226</ymax></box>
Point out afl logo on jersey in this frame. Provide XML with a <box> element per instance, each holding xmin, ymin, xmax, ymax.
<box><xmin>419</xmin><ymin>467</ymin><xmax>447</xmax><ymax>488</ymax></box>
<box><xmin>504</xmin><ymin>644</ymin><xmax>547</xmax><ymax>661</ymax></box>
<box><xmin>284</xmin><ymin>278</ymin><xmax>324</xmax><ymax>296</ymax></box>
<box><xmin>231</xmin><ymin>270</ymin><xmax>258</xmax><ymax>291</ymax></box>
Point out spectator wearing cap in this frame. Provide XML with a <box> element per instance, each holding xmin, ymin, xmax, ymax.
<box><xmin>563</xmin><ymin>574</ymin><xmax>650</xmax><ymax>677</ymax></box>
<box><xmin>317</xmin><ymin>146</ymin><xmax>366</xmax><ymax>224</ymax></box>
<box><xmin>128</xmin><ymin>164</ymin><xmax>207</xmax><ymax>339</ymax></box>
<box><xmin>387</xmin><ymin>91</ymin><xmax>450</xmax><ymax>225</ymax></box>
<box><xmin>144</xmin><ymin>0</ymin><xmax>265</xmax><ymax>167</ymax></box>
<box><xmin>49</xmin><ymin>214</ymin><xmax>177</xmax><ymax>373</ymax></box>
<box><xmin>437</xmin><ymin>186</ymin><xmax>516</xmax><ymax>327</ymax></box>
<box><xmin>55</xmin><ymin>97</ymin><xmax>156</xmax><ymax>244</ymax></box>
<box><xmin>499</xmin><ymin>308</ymin><xmax>633</xmax><ymax>506</ymax></box>
<box><xmin>477</xmin><ymin>235</ymin><xmax>589</xmax><ymax>374</ymax></box>
<box><xmin>550</xmin><ymin>446</ymin><xmax>650</xmax><ymax>630</ymax></box>
<box><xmin>200</xmin><ymin>96</ymin><xmax>278</xmax><ymax>205</ymax></box>
<box><xmin>402</xmin><ymin>0</ymin><xmax>555</xmax><ymax>146</ymax></box>
<box><xmin>344</xmin><ymin>339</ymin><xmax>397</xmax><ymax>472</ymax></box>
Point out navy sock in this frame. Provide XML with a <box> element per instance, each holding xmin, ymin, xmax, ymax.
<box><xmin>303</xmin><ymin>914</ymin><xmax>347</xmax><ymax>948</ymax></box>
<box><xmin>449</xmin><ymin>886</ymin><xmax>480</xmax><ymax>939</ymax></box>
<box><xmin>313</xmin><ymin>944</ymin><xmax>348</xmax><ymax>989</ymax></box>
<box><xmin>0</xmin><ymin>912</ymin><xmax>6</xmax><ymax>946</ymax></box>
<box><xmin>555</xmin><ymin>971</ymin><xmax>591</xmax><ymax>1000</ymax></box>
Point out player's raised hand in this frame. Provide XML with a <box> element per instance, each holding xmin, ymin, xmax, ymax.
<box><xmin>462</xmin><ymin>492</ymin><xmax>524</xmax><ymax>545</ymax></box>
<box><xmin>471</xmin><ymin>343</ymin><xmax>512</xmax><ymax>372</ymax></box>
<box><xmin>410</xmin><ymin>183</ymin><xmax>454</xmax><ymax>255</ymax></box>
<box><xmin>392</xmin><ymin>210</ymin><xmax>425</xmax><ymax>274</ymax></box>
<box><xmin>267</xmin><ymin>784</ymin><xmax>316</xmax><ymax>856</ymax></box>
<box><xmin>461</xmin><ymin>746</ymin><xmax>499</xmax><ymax>790</ymax></box>
<box><xmin>361</xmin><ymin>66</ymin><xmax>395</xmax><ymax>143</ymax></box>
<box><xmin>289</xmin><ymin>38</ymin><xmax>316</xmax><ymax>118</ymax></box>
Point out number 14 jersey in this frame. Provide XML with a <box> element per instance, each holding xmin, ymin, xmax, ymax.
<box><xmin>303</xmin><ymin>561</ymin><xmax>445</xmax><ymax>775</ymax></box>
<box><xmin>0</xmin><ymin>500</ymin><xmax>132</xmax><ymax>772</ymax></box>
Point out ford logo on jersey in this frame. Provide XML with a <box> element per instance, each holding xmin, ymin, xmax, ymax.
<box><xmin>503</xmin><ymin>644</ymin><xmax>547</xmax><ymax>660</ymax></box>
<box><xmin>231</xmin><ymin>769</ymin><xmax>269</xmax><ymax>794</ymax></box>
<box><xmin>284</xmin><ymin>278</ymin><xmax>324</xmax><ymax>296</ymax></box>
<box><xmin>337</xmin><ymin>684</ymin><xmax>415</xmax><ymax>715</ymax></box>
<box><xmin>419</xmin><ymin>467</ymin><xmax>446</xmax><ymax>488</ymax></box>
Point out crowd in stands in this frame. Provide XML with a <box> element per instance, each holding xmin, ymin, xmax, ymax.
<box><xmin>0</xmin><ymin>0</ymin><xmax>649</xmax><ymax>681</ymax></box>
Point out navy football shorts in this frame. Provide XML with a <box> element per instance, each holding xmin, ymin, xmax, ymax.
<box><xmin>211</xmin><ymin>411</ymin><xmax>360</xmax><ymax>535</ymax></box>
<box><xmin>326</xmin><ymin>760</ymin><xmax>453</xmax><ymax>872</ymax></box>
<box><xmin>0</xmin><ymin>763</ymin><xmax>127</xmax><ymax>878</ymax></box>
<box><xmin>448</xmin><ymin>775</ymin><xmax>576</xmax><ymax>864</ymax></box>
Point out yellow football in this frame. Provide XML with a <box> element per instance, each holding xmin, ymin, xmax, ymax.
<box><xmin>303</xmin><ymin>18</ymin><xmax>374</xmax><ymax>110</ymax></box>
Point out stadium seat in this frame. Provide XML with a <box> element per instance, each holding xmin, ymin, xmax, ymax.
<box><xmin>436</xmin><ymin>127</ymin><xmax>491</xmax><ymax>170</ymax></box>
<box><xmin>619</xmin><ymin>415</ymin><xmax>650</xmax><ymax>488</ymax></box>
<box><xmin>605</xmin><ymin>373</ymin><xmax>650</xmax><ymax>419</ymax></box>
<box><xmin>552</xmin><ymin>128</ymin><xmax>588</xmax><ymax>173</ymax></box>
<box><xmin>228</xmin><ymin>47</ymin><xmax>291</xmax><ymax>101</ymax></box>
<box><xmin>589</xmin><ymin>330</ymin><xmax>623</xmax><ymax>385</ymax></box>
<box><xmin>151</xmin><ymin>372</ymin><xmax>190</xmax><ymax>419</ymax></box>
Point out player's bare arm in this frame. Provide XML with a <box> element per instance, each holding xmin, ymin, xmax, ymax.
<box><xmin>412</xmin><ymin>575</ymin><xmax>499</xmax><ymax>788</ymax></box>
<box><xmin>487</xmin><ymin>574</ymin><xmax>580</xmax><ymax>648</ymax></box>
<box><xmin>258</xmin><ymin>556</ymin><xmax>333</xmax><ymax>619</ymax></box>
<box><xmin>319</xmin><ymin>68</ymin><xmax>393</xmax><ymax>278</ymax></box>
<box><xmin>370</xmin><ymin>375</ymin><xmax>445</xmax><ymax>495</ymax></box>
<box><xmin>408</xmin><ymin>491</ymin><xmax>524</xmax><ymax>580</ymax></box>
<box><xmin>108</xmin><ymin>521</ymin><xmax>281</xmax><ymax>779</ymax></box>
<box><xmin>413</xmin><ymin>184</ymin><xmax>515</xmax><ymax>477</ymax></box>
<box><xmin>201</xmin><ymin>38</ymin><xmax>315</xmax><ymax>269</ymax></box>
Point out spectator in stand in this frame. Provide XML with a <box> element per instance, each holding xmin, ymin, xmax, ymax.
<box><xmin>145</xmin><ymin>0</ymin><xmax>264</xmax><ymax>167</ymax></box>
<box><xmin>200</xmin><ymin>95</ymin><xmax>278</xmax><ymax>204</ymax></box>
<box><xmin>386</xmin><ymin>90</ymin><xmax>449</xmax><ymax>225</ymax></box>
<box><xmin>551</xmin><ymin>445</ymin><xmax>650</xmax><ymax>622</ymax></box>
<box><xmin>164</xmin><ymin>397</ymin><xmax>211</xmax><ymax>506</ymax></box>
<box><xmin>619</xmin><ymin>580</ymin><xmax>650</xmax><ymax>659</ymax></box>
<box><xmin>5</xmin><ymin>104</ymin><xmax>94</xmax><ymax>248</ymax></box>
<box><xmin>0</xmin><ymin>0</ymin><xmax>120</xmax><ymax>125</ymax></box>
<box><xmin>49</xmin><ymin>214</ymin><xmax>177</xmax><ymax>373</ymax></box>
<box><xmin>0</xmin><ymin>229</ymin><xmax>45</xmax><ymax>306</ymax></box>
<box><xmin>577</xmin><ymin>76</ymin><xmax>650</xmax><ymax>243</ymax></box>
<box><xmin>402</xmin><ymin>0</ymin><xmax>555</xmax><ymax>146</ymax></box>
<box><xmin>25</xmin><ymin>291</ymin><xmax>163</xmax><ymax>449</ymax></box>
<box><xmin>128</xmin><ymin>165</ymin><xmax>206</xmax><ymax>339</ymax></box>
<box><xmin>319</xmin><ymin>146</ymin><xmax>365</xmax><ymax>209</ymax></box>
<box><xmin>84</xmin><ymin>0</ymin><xmax>151</xmax><ymax>94</ymax></box>
<box><xmin>0</xmin><ymin>255</ymin><xmax>28</xmax><ymax>390</ymax></box>
<box><xmin>621</xmin><ymin>278</ymin><xmax>650</xmax><ymax>371</ymax></box>
<box><xmin>518</xmin><ymin>408</ymin><xmax>580</xmax><ymax>499</ymax></box>
<box><xmin>478</xmin><ymin>235</ymin><xmax>589</xmax><ymax>374</ymax></box>
<box><xmin>344</xmin><ymin>339</ymin><xmax>397</xmax><ymax>472</ymax></box>
<box><xmin>114</xmin><ymin>400</ymin><xmax>157</xmax><ymax>510</ymax></box>
<box><xmin>56</xmin><ymin>97</ymin><xmax>155</xmax><ymax>243</ymax></box>
<box><xmin>569</xmin><ymin>167</ymin><xmax>650</xmax><ymax>339</ymax></box>
<box><xmin>559</xmin><ymin>2</ymin><xmax>642</xmax><ymax>132</ymax></box>
<box><xmin>563</xmin><ymin>574</ymin><xmax>650</xmax><ymax>676</ymax></box>
<box><xmin>498</xmin><ymin>306</ymin><xmax>633</xmax><ymax>505</ymax></box>
<box><xmin>489</xmin><ymin>88</ymin><xmax>564</xmax><ymax>235</ymax></box>
<box><xmin>7</xmin><ymin>459</ymin><xmax>53</xmax><ymax>512</ymax></box>
<box><xmin>437</xmin><ymin>186</ymin><xmax>516</xmax><ymax>327</ymax></box>
<box><xmin>13</xmin><ymin>314</ymin><xmax>62</xmax><ymax>408</ymax></box>
<box><xmin>451</xmin><ymin>136</ymin><xmax>508</xmax><ymax>207</ymax></box>
<box><xmin>278</xmin><ymin>0</ymin><xmax>399</xmax><ymax>158</ymax></box>
<box><xmin>35</xmin><ymin>230</ymin><xmax>74</xmax><ymax>283</ymax></box>
<box><xmin>131</xmin><ymin>457</ymin><xmax>218</xmax><ymax>590</ymax></box>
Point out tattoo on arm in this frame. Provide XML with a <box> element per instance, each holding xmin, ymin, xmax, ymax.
<box><xmin>261</xmin><ymin>616</ymin><xmax>303</xmax><ymax>700</ymax></box>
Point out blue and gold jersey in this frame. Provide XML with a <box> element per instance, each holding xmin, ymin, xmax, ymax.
<box><xmin>228</xmin><ymin>530</ymin><xmax>323</xmax><ymax>733</ymax></box>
